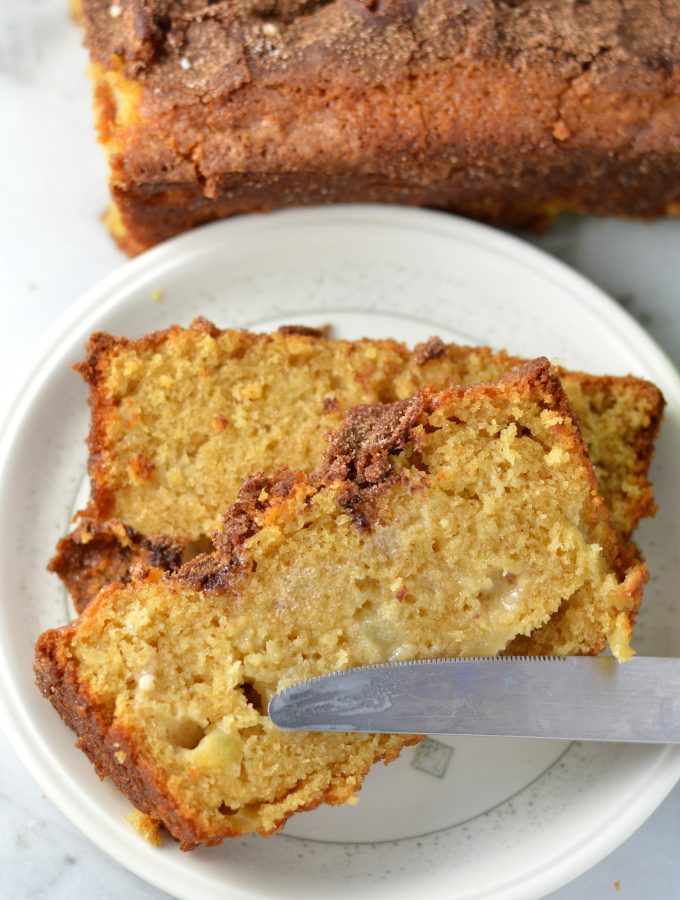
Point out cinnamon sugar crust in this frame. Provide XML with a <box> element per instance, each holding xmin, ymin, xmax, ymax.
<box><xmin>316</xmin><ymin>393</ymin><xmax>428</xmax><ymax>529</ymax></box>
<box><xmin>80</xmin><ymin>1</ymin><xmax>680</xmax><ymax>252</ymax></box>
<box><xmin>84</xmin><ymin>1</ymin><xmax>680</xmax><ymax>103</ymax></box>
<box><xmin>49</xmin><ymin>519</ymin><xmax>184</xmax><ymax>613</ymax></box>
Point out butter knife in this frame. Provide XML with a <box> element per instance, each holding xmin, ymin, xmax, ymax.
<box><xmin>268</xmin><ymin>657</ymin><xmax>680</xmax><ymax>743</ymax></box>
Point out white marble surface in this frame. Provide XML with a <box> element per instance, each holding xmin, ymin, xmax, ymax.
<box><xmin>1</xmin><ymin>2</ymin><xmax>679</xmax><ymax>898</ymax></box>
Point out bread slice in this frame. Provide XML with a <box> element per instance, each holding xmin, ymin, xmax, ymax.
<box><xmin>399</xmin><ymin>338</ymin><xmax>665</xmax><ymax>544</ymax></box>
<box><xmin>51</xmin><ymin>321</ymin><xmax>662</xmax><ymax>614</ymax></box>
<box><xmin>73</xmin><ymin>321</ymin><xmax>409</xmax><ymax>539</ymax></box>
<box><xmin>36</xmin><ymin>362</ymin><xmax>645</xmax><ymax>849</ymax></box>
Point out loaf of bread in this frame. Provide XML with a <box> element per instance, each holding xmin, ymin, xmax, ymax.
<box><xmin>36</xmin><ymin>361</ymin><xmax>645</xmax><ymax>848</ymax></box>
<box><xmin>78</xmin><ymin>0</ymin><xmax>680</xmax><ymax>253</ymax></box>
<box><xmin>51</xmin><ymin>321</ymin><xmax>662</xmax><ymax>624</ymax></box>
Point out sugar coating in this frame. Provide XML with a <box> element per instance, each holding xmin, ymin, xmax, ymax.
<box><xmin>78</xmin><ymin>1</ymin><xmax>680</xmax><ymax>253</ymax></box>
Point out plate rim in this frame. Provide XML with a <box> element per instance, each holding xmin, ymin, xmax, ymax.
<box><xmin>1</xmin><ymin>204</ymin><xmax>679</xmax><ymax>900</ymax></box>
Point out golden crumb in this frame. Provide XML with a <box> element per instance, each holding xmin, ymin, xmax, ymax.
<box><xmin>609</xmin><ymin>613</ymin><xmax>636</xmax><ymax>662</ymax></box>
<box><xmin>52</xmin><ymin>325</ymin><xmax>662</xmax><ymax>664</ymax></box>
<box><xmin>75</xmin><ymin>324</ymin><xmax>662</xmax><ymax>548</ymax></box>
<box><xmin>125</xmin><ymin>809</ymin><xmax>162</xmax><ymax>846</ymax></box>
<box><xmin>36</xmin><ymin>362</ymin><xmax>645</xmax><ymax>848</ymax></box>
<box><xmin>552</xmin><ymin>120</ymin><xmax>571</xmax><ymax>141</ymax></box>
<box><xmin>151</xmin><ymin>288</ymin><xmax>163</xmax><ymax>302</ymax></box>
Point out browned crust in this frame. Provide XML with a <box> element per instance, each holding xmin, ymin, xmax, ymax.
<box><xmin>276</xmin><ymin>324</ymin><xmax>327</xmax><ymax>338</ymax></box>
<box><xmin>107</xmin><ymin>161</ymin><xmax>680</xmax><ymax>256</ymax></box>
<box><xmin>413</xmin><ymin>336</ymin><xmax>446</xmax><ymax>366</ymax></box>
<box><xmin>34</xmin><ymin>606</ymin><xmax>415</xmax><ymax>849</ymax></box>
<box><xmin>177</xmin><ymin>469</ymin><xmax>307</xmax><ymax>593</ymax></box>
<box><xmin>79</xmin><ymin>1</ymin><xmax>680</xmax><ymax>252</ymax></box>
<box><xmin>315</xmin><ymin>390</ymin><xmax>430</xmax><ymax>530</ymax></box>
<box><xmin>34</xmin><ymin>617</ymin><xmax>215</xmax><ymax>850</ymax></box>
<box><xmin>48</xmin><ymin>519</ymin><xmax>184</xmax><ymax>615</ymax></box>
<box><xmin>83</xmin><ymin>1</ymin><xmax>680</xmax><ymax>96</ymax></box>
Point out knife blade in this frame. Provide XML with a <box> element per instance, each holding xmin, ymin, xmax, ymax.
<box><xmin>268</xmin><ymin>656</ymin><xmax>680</xmax><ymax>743</ymax></box>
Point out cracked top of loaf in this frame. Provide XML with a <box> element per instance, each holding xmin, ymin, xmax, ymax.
<box><xmin>83</xmin><ymin>0</ymin><xmax>680</xmax><ymax>106</ymax></box>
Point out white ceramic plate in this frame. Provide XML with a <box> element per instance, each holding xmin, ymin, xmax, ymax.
<box><xmin>1</xmin><ymin>206</ymin><xmax>679</xmax><ymax>900</ymax></box>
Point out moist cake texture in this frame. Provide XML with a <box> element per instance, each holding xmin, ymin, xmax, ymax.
<box><xmin>73</xmin><ymin>322</ymin><xmax>409</xmax><ymax>539</ymax></box>
<box><xmin>70</xmin><ymin>320</ymin><xmax>663</xmax><ymax>541</ymax></box>
<box><xmin>51</xmin><ymin>322</ymin><xmax>663</xmax><ymax>627</ymax></box>
<box><xmin>36</xmin><ymin>362</ymin><xmax>645</xmax><ymax>848</ymax></box>
<box><xmin>78</xmin><ymin>0</ymin><xmax>680</xmax><ymax>253</ymax></box>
